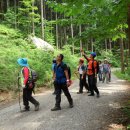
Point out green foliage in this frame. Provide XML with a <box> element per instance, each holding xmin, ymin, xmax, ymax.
<box><xmin>97</xmin><ymin>50</ymin><xmax>120</xmax><ymax>67</ymax></box>
<box><xmin>0</xmin><ymin>25</ymin><xmax>78</xmax><ymax>91</ymax></box>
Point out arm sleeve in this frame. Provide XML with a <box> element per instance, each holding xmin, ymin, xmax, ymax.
<box><xmin>94</xmin><ymin>61</ymin><xmax>97</xmax><ymax>74</ymax></box>
<box><xmin>23</xmin><ymin>67</ymin><xmax>29</xmax><ymax>85</ymax></box>
<box><xmin>83</xmin><ymin>54</ymin><xmax>90</xmax><ymax>62</ymax></box>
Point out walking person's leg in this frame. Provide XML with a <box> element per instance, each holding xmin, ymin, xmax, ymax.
<box><xmin>88</xmin><ymin>75</ymin><xmax>94</xmax><ymax>96</ymax></box>
<box><xmin>23</xmin><ymin>88</ymin><xmax>30</xmax><ymax>110</ymax></box>
<box><xmin>62</xmin><ymin>84</ymin><xmax>73</xmax><ymax>108</ymax></box>
<box><xmin>83</xmin><ymin>75</ymin><xmax>89</xmax><ymax>92</ymax></box>
<box><xmin>102</xmin><ymin>72</ymin><xmax>105</xmax><ymax>83</ymax></box>
<box><xmin>93</xmin><ymin>76</ymin><xmax>100</xmax><ymax>97</ymax></box>
<box><xmin>27</xmin><ymin>89</ymin><xmax>40</xmax><ymax>111</ymax></box>
<box><xmin>51</xmin><ymin>84</ymin><xmax>62</xmax><ymax>111</ymax></box>
<box><xmin>78</xmin><ymin>74</ymin><xmax>83</xmax><ymax>94</ymax></box>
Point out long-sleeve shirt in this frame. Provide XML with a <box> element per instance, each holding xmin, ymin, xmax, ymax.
<box><xmin>84</xmin><ymin>55</ymin><xmax>97</xmax><ymax>75</ymax></box>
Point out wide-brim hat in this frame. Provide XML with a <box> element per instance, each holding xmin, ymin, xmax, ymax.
<box><xmin>17</xmin><ymin>58</ymin><xmax>29</xmax><ymax>67</ymax></box>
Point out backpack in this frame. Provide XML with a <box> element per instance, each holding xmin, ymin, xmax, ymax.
<box><xmin>30</xmin><ymin>69</ymin><xmax>38</xmax><ymax>82</ymax></box>
<box><xmin>92</xmin><ymin>60</ymin><xmax>99</xmax><ymax>74</ymax></box>
<box><xmin>54</xmin><ymin>63</ymin><xmax>71</xmax><ymax>81</ymax></box>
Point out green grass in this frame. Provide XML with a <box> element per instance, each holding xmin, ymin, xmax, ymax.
<box><xmin>0</xmin><ymin>24</ymin><xmax>78</xmax><ymax>91</ymax></box>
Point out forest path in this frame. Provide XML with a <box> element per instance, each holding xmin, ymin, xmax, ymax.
<box><xmin>0</xmin><ymin>73</ymin><xmax>129</xmax><ymax>130</ymax></box>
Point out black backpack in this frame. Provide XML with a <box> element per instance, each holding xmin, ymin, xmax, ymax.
<box><xmin>92</xmin><ymin>60</ymin><xmax>99</xmax><ymax>74</ymax></box>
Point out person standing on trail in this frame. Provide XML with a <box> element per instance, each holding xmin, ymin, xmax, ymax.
<box><xmin>81</xmin><ymin>50</ymin><xmax>100</xmax><ymax>97</ymax></box>
<box><xmin>102</xmin><ymin>59</ymin><xmax>109</xmax><ymax>84</ymax></box>
<box><xmin>98</xmin><ymin>61</ymin><xmax>103</xmax><ymax>81</ymax></box>
<box><xmin>51</xmin><ymin>54</ymin><xmax>73</xmax><ymax>111</ymax></box>
<box><xmin>17</xmin><ymin>58</ymin><xmax>40</xmax><ymax>111</ymax></box>
<box><xmin>52</xmin><ymin>58</ymin><xmax>57</xmax><ymax>95</ymax></box>
<box><xmin>77</xmin><ymin>58</ymin><xmax>89</xmax><ymax>94</ymax></box>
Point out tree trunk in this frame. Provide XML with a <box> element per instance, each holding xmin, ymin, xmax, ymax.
<box><xmin>119</xmin><ymin>38</ymin><xmax>125</xmax><ymax>73</ymax></box>
<box><xmin>56</xmin><ymin>11</ymin><xmax>58</xmax><ymax>49</ymax></box>
<box><xmin>79</xmin><ymin>25</ymin><xmax>82</xmax><ymax>56</ymax></box>
<box><xmin>32</xmin><ymin>0</ymin><xmax>35</xmax><ymax>35</ymax></box>
<box><xmin>105</xmin><ymin>39</ymin><xmax>107</xmax><ymax>52</ymax></box>
<box><xmin>41</xmin><ymin>0</ymin><xmax>44</xmax><ymax>39</ymax></box>
<box><xmin>14</xmin><ymin>0</ymin><xmax>17</xmax><ymax>29</ymax></box>
<box><xmin>71</xmin><ymin>16</ymin><xmax>74</xmax><ymax>54</ymax></box>
<box><xmin>109</xmin><ymin>38</ymin><xmax>112</xmax><ymax>51</ymax></box>
<box><xmin>43</xmin><ymin>0</ymin><xmax>46</xmax><ymax>19</ymax></box>
<box><xmin>91</xmin><ymin>38</ymin><xmax>93</xmax><ymax>52</ymax></box>
<box><xmin>7</xmin><ymin>0</ymin><xmax>9</xmax><ymax>10</ymax></box>
<box><xmin>127</xmin><ymin>4</ymin><xmax>130</xmax><ymax>56</ymax></box>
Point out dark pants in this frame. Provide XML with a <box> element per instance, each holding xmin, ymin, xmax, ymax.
<box><xmin>79</xmin><ymin>74</ymin><xmax>89</xmax><ymax>93</ymax></box>
<box><xmin>88</xmin><ymin>75</ymin><xmax>99</xmax><ymax>95</ymax></box>
<box><xmin>55</xmin><ymin>83</ymin><xmax>73</xmax><ymax>107</ymax></box>
<box><xmin>23</xmin><ymin>88</ymin><xmax>39</xmax><ymax>109</ymax></box>
<box><xmin>98</xmin><ymin>70</ymin><xmax>102</xmax><ymax>81</ymax></box>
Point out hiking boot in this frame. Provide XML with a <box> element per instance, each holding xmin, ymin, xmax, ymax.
<box><xmin>69</xmin><ymin>101</ymin><xmax>74</xmax><ymax>108</ymax></box>
<box><xmin>88</xmin><ymin>94</ymin><xmax>95</xmax><ymax>96</ymax></box>
<box><xmin>35</xmin><ymin>103</ymin><xmax>40</xmax><ymax>111</ymax></box>
<box><xmin>77</xmin><ymin>92</ymin><xmax>83</xmax><ymax>94</ymax></box>
<box><xmin>21</xmin><ymin>107</ymin><xmax>30</xmax><ymax>112</ymax></box>
<box><xmin>97</xmin><ymin>94</ymin><xmax>100</xmax><ymax>98</ymax></box>
<box><xmin>51</xmin><ymin>106</ymin><xmax>61</xmax><ymax>111</ymax></box>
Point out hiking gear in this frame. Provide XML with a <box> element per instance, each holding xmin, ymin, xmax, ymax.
<box><xmin>90</xmin><ymin>52</ymin><xmax>96</xmax><ymax>58</ymax></box>
<box><xmin>69</xmin><ymin>100</ymin><xmax>73</xmax><ymax>108</ymax></box>
<box><xmin>17</xmin><ymin>58</ymin><xmax>29</xmax><ymax>67</ymax></box>
<box><xmin>20</xmin><ymin>67</ymin><xmax>38</xmax><ymax>89</ymax></box>
<box><xmin>51</xmin><ymin>106</ymin><xmax>61</xmax><ymax>111</ymax></box>
<box><xmin>92</xmin><ymin>60</ymin><xmax>99</xmax><ymax>74</ymax></box>
<box><xmin>88</xmin><ymin>94</ymin><xmax>95</xmax><ymax>96</ymax></box>
<box><xmin>97</xmin><ymin>94</ymin><xmax>100</xmax><ymax>98</ymax></box>
<box><xmin>77</xmin><ymin>92</ymin><xmax>83</xmax><ymax>94</ymax></box>
<box><xmin>54</xmin><ymin>62</ymin><xmax>71</xmax><ymax>84</ymax></box>
<box><xmin>35</xmin><ymin>103</ymin><xmax>40</xmax><ymax>111</ymax></box>
<box><xmin>29</xmin><ymin>69</ymin><xmax>38</xmax><ymax>82</ymax></box>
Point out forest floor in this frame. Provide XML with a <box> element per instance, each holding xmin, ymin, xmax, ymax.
<box><xmin>0</xmin><ymin>73</ymin><xmax>130</xmax><ymax>130</ymax></box>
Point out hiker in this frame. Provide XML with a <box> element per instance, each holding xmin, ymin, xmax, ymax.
<box><xmin>52</xmin><ymin>58</ymin><xmax>57</xmax><ymax>95</ymax></box>
<box><xmin>51</xmin><ymin>54</ymin><xmax>73</xmax><ymax>111</ymax></box>
<box><xmin>81</xmin><ymin>50</ymin><xmax>100</xmax><ymax>97</ymax></box>
<box><xmin>77</xmin><ymin>58</ymin><xmax>89</xmax><ymax>94</ymax></box>
<box><xmin>102</xmin><ymin>59</ymin><xmax>109</xmax><ymax>83</ymax></box>
<box><xmin>17</xmin><ymin>58</ymin><xmax>40</xmax><ymax>111</ymax></box>
<box><xmin>98</xmin><ymin>61</ymin><xmax>103</xmax><ymax>81</ymax></box>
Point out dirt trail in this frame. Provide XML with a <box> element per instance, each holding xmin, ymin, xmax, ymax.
<box><xmin>0</xmin><ymin>73</ymin><xmax>129</xmax><ymax>130</ymax></box>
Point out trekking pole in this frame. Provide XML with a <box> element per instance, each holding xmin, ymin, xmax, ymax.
<box><xmin>17</xmin><ymin>73</ymin><xmax>22</xmax><ymax>112</ymax></box>
<box><xmin>74</xmin><ymin>71</ymin><xmax>80</xmax><ymax>80</ymax></box>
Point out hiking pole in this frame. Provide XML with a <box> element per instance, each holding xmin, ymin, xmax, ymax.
<box><xmin>17</xmin><ymin>73</ymin><xmax>22</xmax><ymax>112</ymax></box>
<box><xmin>74</xmin><ymin>71</ymin><xmax>80</xmax><ymax>80</ymax></box>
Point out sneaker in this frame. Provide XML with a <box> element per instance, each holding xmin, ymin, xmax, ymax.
<box><xmin>88</xmin><ymin>94</ymin><xmax>95</xmax><ymax>96</ymax></box>
<box><xmin>35</xmin><ymin>103</ymin><xmax>40</xmax><ymax>111</ymax></box>
<box><xmin>51</xmin><ymin>106</ymin><xmax>61</xmax><ymax>111</ymax></box>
